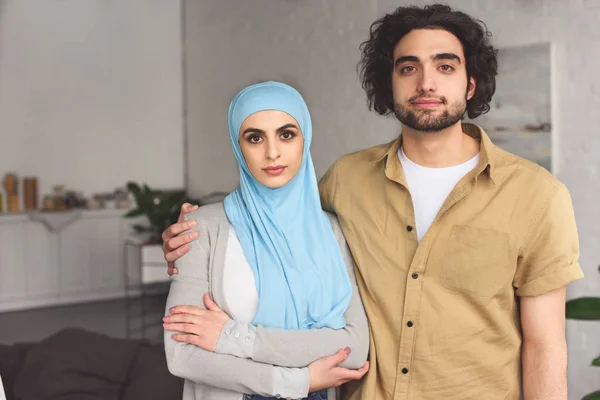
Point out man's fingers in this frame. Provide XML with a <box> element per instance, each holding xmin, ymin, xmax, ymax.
<box><xmin>167</xmin><ymin>230</ymin><xmax>198</xmax><ymax>251</ymax></box>
<box><xmin>327</xmin><ymin>347</ymin><xmax>351</xmax><ymax>366</ymax></box>
<box><xmin>165</xmin><ymin>245</ymin><xmax>190</xmax><ymax>263</ymax></box>
<box><xmin>176</xmin><ymin>203</ymin><xmax>191</xmax><ymax>223</ymax></box>
<box><xmin>167</xmin><ymin>264</ymin><xmax>178</xmax><ymax>276</ymax></box>
<box><xmin>164</xmin><ymin>221</ymin><xmax>198</xmax><ymax>245</ymax></box>
<box><xmin>337</xmin><ymin>361</ymin><xmax>370</xmax><ymax>381</ymax></box>
<box><xmin>177</xmin><ymin>203</ymin><xmax>199</xmax><ymax>223</ymax></box>
<box><xmin>162</xmin><ymin>220</ymin><xmax>195</xmax><ymax>244</ymax></box>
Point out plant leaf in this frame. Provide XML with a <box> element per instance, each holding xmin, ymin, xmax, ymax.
<box><xmin>132</xmin><ymin>224</ymin><xmax>151</xmax><ymax>233</ymax></box>
<box><xmin>126</xmin><ymin>182</ymin><xmax>141</xmax><ymax>199</ymax></box>
<box><xmin>123</xmin><ymin>208</ymin><xmax>144</xmax><ymax>218</ymax></box>
<box><xmin>566</xmin><ymin>297</ymin><xmax>600</xmax><ymax>320</ymax></box>
<box><xmin>583</xmin><ymin>390</ymin><xmax>600</xmax><ymax>400</ymax></box>
<box><xmin>592</xmin><ymin>355</ymin><xmax>600</xmax><ymax>367</ymax></box>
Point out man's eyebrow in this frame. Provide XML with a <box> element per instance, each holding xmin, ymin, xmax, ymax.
<box><xmin>394</xmin><ymin>55</ymin><xmax>420</xmax><ymax>67</ymax></box>
<box><xmin>394</xmin><ymin>53</ymin><xmax>462</xmax><ymax>67</ymax></box>
<box><xmin>433</xmin><ymin>53</ymin><xmax>461</xmax><ymax>63</ymax></box>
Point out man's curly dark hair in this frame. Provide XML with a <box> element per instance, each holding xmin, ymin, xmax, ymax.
<box><xmin>358</xmin><ymin>4</ymin><xmax>498</xmax><ymax>119</ymax></box>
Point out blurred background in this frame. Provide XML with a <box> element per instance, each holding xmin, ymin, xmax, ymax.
<box><xmin>0</xmin><ymin>0</ymin><xmax>598</xmax><ymax>399</ymax></box>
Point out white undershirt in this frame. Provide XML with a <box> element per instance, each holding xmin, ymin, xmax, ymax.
<box><xmin>398</xmin><ymin>147</ymin><xmax>479</xmax><ymax>241</ymax></box>
<box><xmin>222</xmin><ymin>225</ymin><xmax>259</xmax><ymax>324</ymax></box>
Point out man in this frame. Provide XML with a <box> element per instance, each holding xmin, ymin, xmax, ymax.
<box><xmin>161</xmin><ymin>4</ymin><xmax>583</xmax><ymax>399</ymax></box>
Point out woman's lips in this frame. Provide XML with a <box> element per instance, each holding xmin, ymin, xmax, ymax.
<box><xmin>263</xmin><ymin>166</ymin><xmax>287</xmax><ymax>176</ymax></box>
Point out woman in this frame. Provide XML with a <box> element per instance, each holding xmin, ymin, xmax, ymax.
<box><xmin>163</xmin><ymin>81</ymin><xmax>369</xmax><ymax>400</ymax></box>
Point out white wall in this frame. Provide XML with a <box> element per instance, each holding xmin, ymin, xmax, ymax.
<box><xmin>0</xmin><ymin>0</ymin><xmax>185</xmax><ymax>202</ymax></box>
<box><xmin>184</xmin><ymin>1</ymin><xmax>600</xmax><ymax>397</ymax></box>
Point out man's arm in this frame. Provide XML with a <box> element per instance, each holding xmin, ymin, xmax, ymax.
<box><xmin>514</xmin><ymin>183</ymin><xmax>584</xmax><ymax>399</ymax></box>
<box><xmin>520</xmin><ymin>287</ymin><xmax>568</xmax><ymax>400</ymax></box>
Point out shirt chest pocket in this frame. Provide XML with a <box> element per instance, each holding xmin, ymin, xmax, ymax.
<box><xmin>441</xmin><ymin>225</ymin><xmax>514</xmax><ymax>297</ymax></box>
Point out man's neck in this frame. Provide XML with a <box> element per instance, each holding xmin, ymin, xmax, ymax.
<box><xmin>400</xmin><ymin>122</ymin><xmax>480</xmax><ymax>168</ymax></box>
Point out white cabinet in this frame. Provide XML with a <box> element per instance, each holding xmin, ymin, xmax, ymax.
<box><xmin>25</xmin><ymin>221</ymin><xmax>59</xmax><ymax>298</ymax></box>
<box><xmin>88</xmin><ymin>217</ymin><xmax>123</xmax><ymax>291</ymax></box>
<box><xmin>60</xmin><ymin>217</ymin><xmax>93</xmax><ymax>294</ymax></box>
<box><xmin>0</xmin><ymin>209</ymin><xmax>130</xmax><ymax>312</ymax></box>
<box><xmin>0</xmin><ymin>221</ymin><xmax>27</xmax><ymax>302</ymax></box>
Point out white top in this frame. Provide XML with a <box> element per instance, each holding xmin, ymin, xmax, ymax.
<box><xmin>398</xmin><ymin>146</ymin><xmax>479</xmax><ymax>241</ymax></box>
<box><xmin>222</xmin><ymin>225</ymin><xmax>259</xmax><ymax>324</ymax></box>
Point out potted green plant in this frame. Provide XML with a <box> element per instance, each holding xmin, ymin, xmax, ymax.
<box><xmin>123</xmin><ymin>182</ymin><xmax>200</xmax><ymax>285</ymax></box>
<box><xmin>566</xmin><ymin>273</ymin><xmax>600</xmax><ymax>400</ymax></box>
<box><xmin>124</xmin><ymin>181</ymin><xmax>198</xmax><ymax>244</ymax></box>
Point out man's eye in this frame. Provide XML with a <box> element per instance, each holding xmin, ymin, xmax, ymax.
<box><xmin>400</xmin><ymin>66</ymin><xmax>416</xmax><ymax>73</ymax></box>
<box><xmin>440</xmin><ymin>65</ymin><xmax>454</xmax><ymax>72</ymax></box>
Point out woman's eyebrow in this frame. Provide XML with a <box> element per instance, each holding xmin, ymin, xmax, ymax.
<box><xmin>242</xmin><ymin>127</ymin><xmax>265</xmax><ymax>135</ymax></box>
<box><xmin>277</xmin><ymin>123</ymin><xmax>299</xmax><ymax>131</ymax></box>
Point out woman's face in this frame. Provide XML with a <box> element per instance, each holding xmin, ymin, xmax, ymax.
<box><xmin>238</xmin><ymin>110</ymin><xmax>304</xmax><ymax>189</ymax></box>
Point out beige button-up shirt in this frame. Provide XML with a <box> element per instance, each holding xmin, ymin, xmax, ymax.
<box><xmin>319</xmin><ymin>123</ymin><xmax>584</xmax><ymax>400</ymax></box>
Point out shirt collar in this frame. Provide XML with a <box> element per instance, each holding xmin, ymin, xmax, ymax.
<box><xmin>377</xmin><ymin>123</ymin><xmax>498</xmax><ymax>186</ymax></box>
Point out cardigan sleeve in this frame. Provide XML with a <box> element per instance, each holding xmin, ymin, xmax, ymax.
<box><xmin>164</xmin><ymin>210</ymin><xmax>310</xmax><ymax>399</ymax></box>
<box><xmin>215</xmin><ymin>214</ymin><xmax>370</xmax><ymax>369</ymax></box>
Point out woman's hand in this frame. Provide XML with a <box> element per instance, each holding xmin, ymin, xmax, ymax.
<box><xmin>308</xmin><ymin>348</ymin><xmax>369</xmax><ymax>392</ymax></box>
<box><xmin>162</xmin><ymin>202</ymin><xmax>199</xmax><ymax>276</ymax></box>
<box><xmin>164</xmin><ymin>293</ymin><xmax>231</xmax><ymax>352</ymax></box>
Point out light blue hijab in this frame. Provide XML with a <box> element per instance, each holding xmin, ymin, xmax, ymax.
<box><xmin>224</xmin><ymin>81</ymin><xmax>352</xmax><ymax>330</ymax></box>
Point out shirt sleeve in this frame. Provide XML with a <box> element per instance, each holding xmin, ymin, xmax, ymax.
<box><xmin>514</xmin><ymin>184</ymin><xmax>584</xmax><ymax>296</ymax></box>
<box><xmin>163</xmin><ymin>214</ymin><xmax>310</xmax><ymax>399</ymax></box>
<box><xmin>318</xmin><ymin>159</ymin><xmax>342</xmax><ymax>213</ymax></box>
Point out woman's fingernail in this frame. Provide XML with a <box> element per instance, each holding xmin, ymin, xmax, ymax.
<box><xmin>345</xmin><ymin>347</ymin><xmax>351</xmax><ymax>355</ymax></box>
<box><xmin>169</xmin><ymin>307</ymin><xmax>175</xmax><ymax>313</ymax></box>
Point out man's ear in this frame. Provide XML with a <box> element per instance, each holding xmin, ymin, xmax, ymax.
<box><xmin>467</xmin><ymin>76</ymin><xmax>476</xmax><ymax>100</ymax></box>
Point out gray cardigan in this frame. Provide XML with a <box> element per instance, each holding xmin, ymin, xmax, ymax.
<box><xmin>164</xmin><ymin>203</ymin><xmax>369</xmax><ymax>400</ymax></box>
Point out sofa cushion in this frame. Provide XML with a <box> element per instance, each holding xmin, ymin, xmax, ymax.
<box><xmin>121</xmin><ymin>343</ymin><xmax>183</xmax><ymax>400</ymax></box>
<box><xmin>13</xmin><ymin>328</ymin><xmax>143</xmax><ymax>400</ymax></box>
<box><xmin>0</xmin><ymin>343</ymin><xmax>32</xmax><ymax>400</ymax></box>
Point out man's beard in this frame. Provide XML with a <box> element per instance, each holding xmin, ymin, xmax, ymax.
<box><xmin>394</xmin><ymin>95</ymin><xmax>466</xmax><ymax>133</ymax></box>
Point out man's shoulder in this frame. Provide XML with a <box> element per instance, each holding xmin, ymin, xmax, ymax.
<box><xmin>493</xmin><ymin>146</ymin><xmax>568</xmax><ymax>197</ymax></box>
<box><xmin>332</xmin><ymin>140</ymin><xmax>393</xmax><ymax>172</ymax></box>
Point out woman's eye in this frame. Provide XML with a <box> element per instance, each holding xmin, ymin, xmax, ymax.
<box><xmin>280</xmin><ymin>131</ymin><xmax>295</xmax><ymax>140</ymax></box>
<box><xmin>248</xmin><ymin>135</ymin><xmax>262</xmax><ymax>143</ymax></box>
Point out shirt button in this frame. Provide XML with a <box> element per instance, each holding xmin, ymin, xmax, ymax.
<box><xmin>412</xmin><ymin>272</ymin><xmax>419</xmax><ymax>279</ymax></box>
<box><xmin>245</xmin><ymin>336</ymin><xmax>251</xmax><ymax>342</ymax></box>
<box><xmin>406</xmin><ymin>225</ymin><xmax>413</xmax><ymax>232</ymax></box>
<box><xmin>407</xmin><ymin>321</ymin><xmax>414</xmax><ymax>327</ymax></box>
<box><xmin>402</xmin><ymin>367</ymin><xmax>409</xmax><ymax>374</ymax></box>
<box><xmin>234</xmin><ymin>332</ymin><xmax>240</xmax><ymax>338</ymax></box>
<box><xmin>225</xmin><ymin>329</ymin><xmax>231</xmax><ymax>335</ymax></box>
